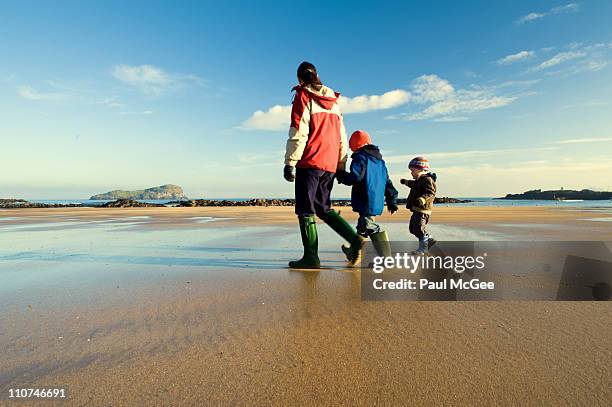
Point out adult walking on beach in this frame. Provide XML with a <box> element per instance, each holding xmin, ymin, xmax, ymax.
<box><xmin>283</xmin><ymin>61</ymin><xmax>363</xmax><ymax>269</ymax></box>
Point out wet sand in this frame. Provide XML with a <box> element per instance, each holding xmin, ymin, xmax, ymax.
<box><xmin>1</xmin><ymin>206</ymin><xmax>611</xmax><ymax>405</ymax></box>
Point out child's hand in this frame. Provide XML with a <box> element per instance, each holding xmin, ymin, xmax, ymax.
<box><xmin>387</xmin><ymin>203</ymin><xmax>398</xmax><ymax>214</ymax></box>
<box><xmin>400</xmin><ymin>178</ymin><xmax>408</xmax><ymax>185</ymax></box>
<box><xmin>336</xmin><ymin>170</ymin><xmax>348</xmax><ymax>185</ymax></box>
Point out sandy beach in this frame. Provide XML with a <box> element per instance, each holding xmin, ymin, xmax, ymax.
<box><xmin>1</xmin><ymin>206</ymin><xmax>611</xmax><ymax>405</ymax></box>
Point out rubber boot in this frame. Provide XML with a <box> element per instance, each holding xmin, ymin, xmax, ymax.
<box><xmin>322</xmin><ymin>210</ymin><xmax>364</xmax><ymax>266</ymax></box>
<box><xmin>288</xmin><ymin>215</ymin><xmax>320</xmax><ymax>269</ymax></box>
<box><xmin>370</xmin><ymin>230</ymin><xmax>391</xmax><ymax>257</ymax></box>
<box><xmin>427</xmin><ymin>236</ymin><xmax>437</xmax><ymax>249</ymax></box>
<box><xmin>412</xmin><ymin>234</ymin><xmax>429</xmax><ymax>255</ymax></box>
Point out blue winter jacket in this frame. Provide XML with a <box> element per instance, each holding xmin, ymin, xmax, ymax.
<box><xmin>337</xmin><ymin>145</ymin><xmax>398</xmax><ymax>216</ymax></box>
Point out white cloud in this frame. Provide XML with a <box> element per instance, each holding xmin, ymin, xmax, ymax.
<box><xmin>119</xmin><ymin>110</ymin><xmax>153</xmax><ymax>115</ymax></box>
<box><xmin>433</xmin><ymin>116</ymin><xmax>468</xmax><ymax>122</ymax></box>
<box><xmin>242</xmin><ymin>105</ymin><xmax>291</xmax><ymax>131</ymax></box>
<box><xmin>411</xmin><ymin>75</ymin><xmax>454</xmax><ymax>103</ymax></box>
<box><xmin>496</xmin><ymin>50</ymin><xmax>535</xmax><ymax>65</ymax></box>
<box><xmin>111</xmin><ymin>64</ymin><xmax>205</xmax><ymax>95</ymax></box>
<box><xmin>516</xmin><ymin>2</ymin><xmax>579</xmax><ymax>24</ymax></box>
<box><xmin>403</xmin><ymin>79</ymin><xmax>517</xmax><ymax>121</ymax></box>
<box><xmin>551</xmin><ymin>3</ymin><xmax>580</xmax><ymax>14</ymax></box>
<box><xmin>242</xmin><ymin>90</ymin><xmax>411</xmax><ymax>131</ymax></box>
<box><xmin>245</xmin><ymin>73</ymin><xmax>526</xmax><ymax>130</ymax></box>
<box><xmin>385</xmin><ymin>146</ymin><xmax>558</xmax><ymax>164</ymax></box>
<box><xmin>554</xmin><ymin>137</ymin><xmax>612</xmax><ymax>144</ymax></box>
<box><xmin>528</xmin><ymin>41</ymin><xmax>611</xmax><ymax>77</ymax></box>
<box><xmin>531</xmin><ymin>51</ymin><xmax>586</xmax><ymax>71</ymax></box>
<box><xmin>338</xmin><ymin>89</ymin><xmax>410</xmax><ymax>113</ymax></box>
<box><xmin>17</xmin><ymin>85</ymin><xmax>66</xmax><ymax>101</ymax></box>
<box><xmin>517</xmin><ymin>12</ymin><xmax>546</xmax><ymax>24</ymax></box>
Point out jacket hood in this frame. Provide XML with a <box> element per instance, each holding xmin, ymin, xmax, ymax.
<box><xmin>292</xmin><ymin>84</ymin><xmax>340</xmax><ymax>110</ymax></box>
<box><xmin>354</xmin><ymin>144</ymin><xmax>382</xmax><ymax>160</ymax></box>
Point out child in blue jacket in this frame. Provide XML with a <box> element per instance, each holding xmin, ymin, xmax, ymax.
<box><xmin>337</xmin><ymin>130</ymin><xmax>398</xmax><ymax>258</ymax></box>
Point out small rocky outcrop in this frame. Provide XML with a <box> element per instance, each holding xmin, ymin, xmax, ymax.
<box><xmin>0</xmin><ymin>199</ymin><xmax>82</xmax><ymax>209</ymax></box>
<box><xmin>499</xmin><ymin>188</ymin><xmax>612</xmax><ymax>200</ymax></box>
<box><xmin>100</xmin><ymin>199</ymin><xmax>165</xmax><ymax>208</ymax></box>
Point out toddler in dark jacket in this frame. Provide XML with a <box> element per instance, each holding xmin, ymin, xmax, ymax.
<box><xmin>337</xmin><ymin>130</ymin><xmax>398</xmax><ymax>257</ymax></box>
<box><xmin>400</xmin><ymin>156</ymin><xmax>437</xmax><ymax>255</ymax></box>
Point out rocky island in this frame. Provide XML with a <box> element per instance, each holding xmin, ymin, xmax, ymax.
<box><xmin>499</xmin><ymin>189</ymin><xmax>612</xmax><ymax>200</ymax></box>
<box><xmin>90</xmin><ymin>184</ymin><xmax>188</xmax><ymax>200</ymax></box>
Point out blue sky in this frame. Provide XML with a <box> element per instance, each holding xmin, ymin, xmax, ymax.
<box><xmin>1</xmin><ymin>0</ymin><xmax>611</xmax><ymax>199</ymax></box>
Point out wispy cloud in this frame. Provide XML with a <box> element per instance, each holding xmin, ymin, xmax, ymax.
<box><xmin>111</xmin><ymin>64</ymin><xmax>205</xmax><ymax>95</ymax></box>
<box><xmin>384</xmin><ymin>146</ymin><xmax>558</xmax><ymax>164</ymax></box>
<box><xmin>530</xmin><ymin>50</ymin><xmax>586</xmax><ymax>71</ymax></box>
<box><xmin>496</xmin><ymin>50</ymin><xmax>535</xmax><ymax>65</ymax></box>
<box><xmin>410</xmin><ymin>74</ymin><xmax>454</xmax><ymax>103</ymax></box>
<box><xmin>561</xmin><ymin>100</ymin><xmax>608</xmax><ymax>109</ymax></box>
<box><xmin>433</xmin><ymin>116</ymin><xmax>468</xmax><ymax>122</ymax></box>
<box><xmin>244</xmin><ymin>74</ymin><xmax>522</xmax><ymax>127</ymax></box>
<box><xmin>392</xmin><ymin>75</ymin><xmax>517</xmax><ymax>121</ymax></box>
<box><xmin>17</xmin><ymin>85</ymin><xmax>67</xmax><ymax>101</ymax></box>
<box><xmin>554</xmin><ymin>137</ymin><xmax>612</xmax><ymax>144</ymax></box>
<box><xmin>338</xmin><ymin>89</ymin><xmax>410</xmax><ymax>113</ymax></box>
<box><xmin>119</xmin><ymin>110</ymin><xmax>153</xmax><ymax>115</ymax></box>
<box><xmin>528</xmin><ymin>42</ymin><xmax>611</xmax><ymax>76</ymax></box>
<box><xmin>516</xmin><ymin>2</ymin><xmax>579</xmax><ymax>24</ymax></box>
<box><xmin>242</xmin><ymin>89</ymin><xmax>411</xmax><ymax>131</ymax></box>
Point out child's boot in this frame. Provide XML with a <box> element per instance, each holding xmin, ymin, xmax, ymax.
<box><xmin>288</xmin><ymin>215</ymin><xmax>320</xmax><ymax>269</ymax></box>
<box><xmin>370</xmin><ymin>230</ymin><xmax>391</xmax><ymax>257</ymax></box>
<box><xmin>428</xmin><ymin>236</ymin><xmax>437</xmax><ymax>249</ymax></box>
<box><xmin>412</xmin><ymin>234</ymin><xmax>429</xmax><ymax>255</ymax></box>
<box><xmin>322</xmin><ymin>210</ymin><xmax>364</xmax><ymax>266</ymax></box>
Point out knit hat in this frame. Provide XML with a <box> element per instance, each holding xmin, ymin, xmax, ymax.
<box><xmin>408</xmin><ymin>156</ymin><xmax>429</xmax><ymax>171</ymax></box>
<box><xmin>349</xmin><ymin>130</ymin><xmax>372</xmax><ymax>152</ymax></box>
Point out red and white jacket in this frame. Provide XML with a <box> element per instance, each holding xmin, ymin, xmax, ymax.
<box><xmin>284</xmin><ymin>84</ymin><xmax>348</xmax><ymax>173</ymax></box>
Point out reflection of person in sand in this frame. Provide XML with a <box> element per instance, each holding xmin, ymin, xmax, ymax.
<box><xmin>283</xmin><ymin>61</ymin><xmax>363</xmax><ymax>269</ymax></box>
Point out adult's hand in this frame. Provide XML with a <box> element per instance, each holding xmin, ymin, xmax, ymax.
<box><xmin>283</xmin><ymin>165</ymin><xmax>295</xmax><ymax>182</ymax></box>
<box><xmin>388</xmin><ymin>203</ymin><xmax>398</xmax><ymax>214</ymax></box>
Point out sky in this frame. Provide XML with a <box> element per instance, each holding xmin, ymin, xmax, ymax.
<box><xmin>1</xmin><ymin>0</ymin><xmax>611</xmax><ymax>199</ymax></box>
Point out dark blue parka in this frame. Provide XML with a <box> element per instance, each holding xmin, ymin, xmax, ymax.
<box><xmin>337</xmin><ymin>145</ymin><xmax>398</xmax><ymax>216</ymax></box>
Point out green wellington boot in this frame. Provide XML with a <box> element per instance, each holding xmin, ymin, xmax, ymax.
<box><xmin>370</xmin><ymin>230</ymin><xmax>391</xmax><ymax>257</ymax></box>
<box><xmin>323</xmin><ymin>210</ymin><xmax>364</xmax><ymax>266</ymax></box>
<box><xmin>288</xmin><ymin>215</ymin><xmax>320</xmax><ymax>269</ymax></box>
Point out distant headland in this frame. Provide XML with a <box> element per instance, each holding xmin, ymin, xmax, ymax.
<box><xmin>89</xmin><ymin>184</ymin><xmax>188</xmax><ymax>200</ymax></box>
<box><xmin>499</xmin><ymin>188</ymin><xmax>612</xmax><ymax>200</ymax></box>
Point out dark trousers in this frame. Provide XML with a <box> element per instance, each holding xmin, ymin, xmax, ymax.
<box><xmin>295</xmin><ymin>167</ymin><xmax>334</xmax><ymax>218</ymax></box>
<box><xmin>357</xmin><ymin>215</ymin><xmax>381</xmax><ymax>237</ymax></box>
<box><xmin>409</xmin><ymin>211</ymin><xmax>430</xmax><ymax>239</ymax></box>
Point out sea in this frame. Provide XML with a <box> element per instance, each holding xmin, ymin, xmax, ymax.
<box><xmin>26</xmin><ymin>198</ymin><xmax>612</xmax><ymax>208</ymax></box>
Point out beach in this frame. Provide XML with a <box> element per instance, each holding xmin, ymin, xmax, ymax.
<box><xmin>1</xmin><ymin>206</ymin><xmax>611</xmax><ymax>405</ymax></box>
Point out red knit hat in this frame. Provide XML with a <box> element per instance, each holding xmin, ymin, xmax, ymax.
<box><xmin>408</xmin><ymin>156</ymin><xmax>429</xmax><ymax>171</ymax></box>
<box><xmin>349</xmin><ymin>130</ymin><xmax>371</xmax><ymax>152</ymax></box>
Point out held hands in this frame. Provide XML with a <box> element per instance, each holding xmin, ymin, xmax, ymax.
<box><xmin>387</xmin><ymin>203</ymin><xmax>398</xmax><ymax>215</ymax></box>
<box><xmin>400</xmin><ymin>178</ymin><xmax>414</xmax><ymax>187</ymax></box>
<box><xmin>335</xmin><ymin>170</ymin><xmax>348</xmax><ymax>185</ymax></box>
<box><xmin>283</xmin><ymin>165</ymin><xmax>295</xmax><ymax>182</ymax></box>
